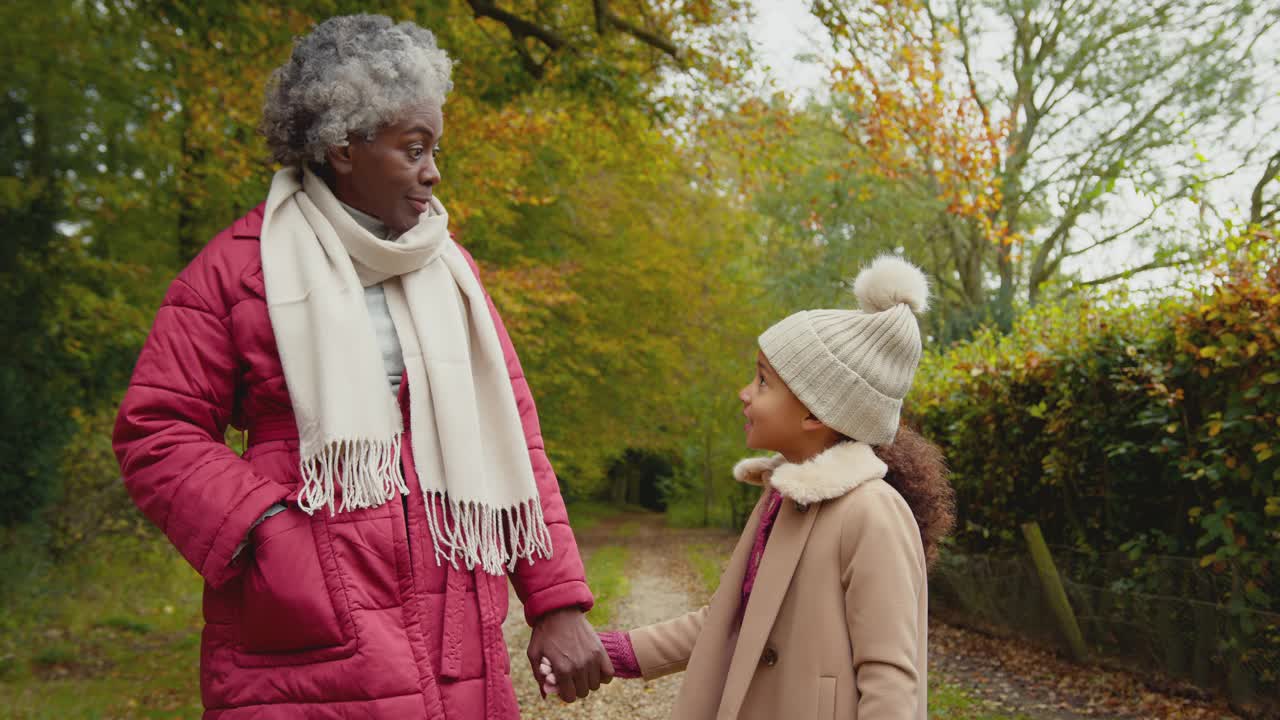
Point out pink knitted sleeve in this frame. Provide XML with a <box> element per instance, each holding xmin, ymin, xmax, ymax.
<box><xmin>597</xmin><ymin>631</ymin><xmax>643</xmax><ymax>679</ymax></box>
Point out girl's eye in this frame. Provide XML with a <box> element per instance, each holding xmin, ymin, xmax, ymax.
<box><xmin>758</xmin><ymin>373</ymin><xmax>767</xmax><ymax>387</ymax></box>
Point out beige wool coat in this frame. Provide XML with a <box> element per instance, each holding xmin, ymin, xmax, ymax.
<box><xmin>630</xmin><ymin>441</ymin><xmax>927</xmax><ymax>720</ymax></box>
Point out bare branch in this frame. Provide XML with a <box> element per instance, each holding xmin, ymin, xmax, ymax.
<box><xmin>468</xmin><ymin>0</ymin><xmax>684</xmax><ymax>77</ymax></box>
<box><xmin>1056</xmin><ymin>204</ymin><xmax>1163</xmax><ymax>262</ymax></box>
<box><xmin>1069</xmin><ymin>256</ymin><xmax>1188</xmax><ymax>290</ymax></box>
<box><xmin>1250</xmin><ymin>148</ymin><xmax>1280</xmax><ymax>225</ymax></box>
<box><xmin>1026</xmin><ymin>82</ymin><xmax>1184</xmax><ymax>288</ymax></box>
<box><xmin>954</xmin><ymin>0</ymin><xmax>991</xmax><ymax>126</ymax></box>
<box><xmin>465</xmin><ymin>0</ymin><xmax>567</xmax><ymax>51</ymax></box>
<box><xmin>602</xmin><ymin>11</ymin><xmax>680</xmax><ymax>59</ymax></box>
<box><xmin>592</xmin><ymin>0</ymin><xmax>608</xmax><ymax>34</ymax></box>
<box><xmin>1029</xmin><ymin>54</ymin><xmax>1189</xmax><ymax>158</ymax></box>
<box><xmin>590</xmin><ymin>0</ymin><xmax>682</xmax><ymax>59</ymax></box>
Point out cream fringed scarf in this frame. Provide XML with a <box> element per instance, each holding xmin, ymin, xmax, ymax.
<box><xmin>260</xmin><ymin>166</ymin><xmax>552</xmax><ymax>575</ymax></box>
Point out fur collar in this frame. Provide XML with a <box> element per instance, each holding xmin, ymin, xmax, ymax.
<box><xmin>732</xmin><ymin>442</ymin><xmax>887</xmax><ymax>505</ymax></box>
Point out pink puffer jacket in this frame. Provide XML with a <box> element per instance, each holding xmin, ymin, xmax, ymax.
<box><xmin>113</xmin><ymin>203</ymin><xmax>593</xmax><ymax>718</ymax></box>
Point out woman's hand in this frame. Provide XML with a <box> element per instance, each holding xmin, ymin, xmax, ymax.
<box><xmin>526</xmin><ymin>607</ymin><xmax>614</xmax><ymax>702</ymax></box>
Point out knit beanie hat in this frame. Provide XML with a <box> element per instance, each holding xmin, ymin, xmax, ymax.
<box><xmin>758</xmin><ymin>255</ymin><xmax>930</xmax><ymax>446</ymax></box>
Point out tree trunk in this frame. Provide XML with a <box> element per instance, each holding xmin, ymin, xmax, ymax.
<box><xmin>702</xmin><ymin>427</ymin><xmax>713</xmax><ymax>527</ymax></box>
<box><xmin>176</xmin><ymin>107</ymin><xmax>200</xmax><ymax>264</ymax></box>
<box><xmin>994</xmin><ymin>244</ymin><xmax>1016</xmax><ymax>331</ymax></box>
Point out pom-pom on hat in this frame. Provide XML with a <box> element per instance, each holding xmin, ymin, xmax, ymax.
<box><xmin>758</xmin><ymin>255</ymin><xmax>930</xmax><ymax>446</ymax></box>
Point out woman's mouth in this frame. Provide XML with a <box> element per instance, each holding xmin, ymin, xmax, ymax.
<box><xmin>408</xmin><ymin>197</ymin><xmax>429</xmax><ymax>214</ymax></box>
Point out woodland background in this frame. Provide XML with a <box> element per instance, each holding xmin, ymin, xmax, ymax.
<box><xmin>2</xmin><ymin>0</ymin><xmax>1279</xmax><ymax>716</ymax></box>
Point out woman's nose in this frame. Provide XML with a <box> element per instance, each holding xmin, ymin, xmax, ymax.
<box><xmin>420</xmin><ymin>158</ymin><xmax>441</xmax><ymax>187</ymax></box>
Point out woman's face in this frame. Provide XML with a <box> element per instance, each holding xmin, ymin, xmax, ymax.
<box><xmin>328</xmin><ymin>103</ymin><xmax>444</xmax><ymax>235</ymax></box>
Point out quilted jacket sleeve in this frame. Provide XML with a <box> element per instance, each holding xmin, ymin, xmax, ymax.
<box><xmin>456</xmin><ymin>244</ymin><xmax>594</xmax><ymax>625</ymax></box>
<box><xmin>113</xmin><ymin>247</ymin><xmax>291</xmax><ymax>590</ymax></box>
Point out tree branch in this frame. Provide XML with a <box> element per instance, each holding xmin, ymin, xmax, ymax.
<box><xmin>465</xmin><ymin>0</ymin><xmax>567</xmax><ymax>51</ymax></box>
<box><xmin>1026</xmin><ymin>82</ymin><xmax>1182</xmax><ymax>289</ymax></box>
<box><xmin>1069</xmin><ymin>256</ymin><xmax>1187</xmax><ymax>290</ymax></box>
<box><xmin>1250</xmin><ymin>148</ymin><xmax>1280</xmax><ymax>225</ymax></box>
<box><xmin>1055</xmin><ymin>204</ymin><xmax>1162</xmax><ymax>262</ymax></box>
<box><xmin>468</xmin><ymin>0</ymin><xmax>684</xmax><ymax>75</ymax></box>
<box><xmin>595</xmin><ymin>0</ymin><xmax>681</xmax><ymax>59</ymax></box>
<box><xmin>954</xmin><ymin>0</ymin><xmax>991</xmax><ymax>129</ymax></box>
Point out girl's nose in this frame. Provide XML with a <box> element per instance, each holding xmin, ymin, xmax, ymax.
<box><xmin>738</xmin><ymin>384</ymin><xmax>751</xmax><ymax>403</ymax></box>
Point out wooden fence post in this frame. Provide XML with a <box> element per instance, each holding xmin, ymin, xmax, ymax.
<box><xmin>1021</xmin><ymin>521</ymin><xmax>1089</xmax><ymax>663</ymax></box>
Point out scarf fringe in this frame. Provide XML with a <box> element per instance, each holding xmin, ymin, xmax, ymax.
<box><xmin>424</xmin><ymin>492</ymin><xmax>554</xmax><ymax>576</ymax></box>
<box><xmin>297</xmin><ymin>436</ymin><xmax>409</xmax><ymax>515</ymax></box>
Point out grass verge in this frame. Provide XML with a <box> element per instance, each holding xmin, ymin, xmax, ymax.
<box><xmin>582</xmin><ymin>545</ymin><xmax>630</xmax><ymax>627</ymax></box>
<box><xmin>684</xmin><ymin>542</ymin><xmax>726</xmax><ymax>597</ymax></box>
<box><xmin>930</xmin><ymin>676</ymin><xmax>1033</xmax><ymax>720</ymax></box>
<box><xmin>565</xmin><ymin>500</ymin><xmax>623</xmax><ymax>533</ymax></box>
<box><xmin>0</xmin><ymin>534</ymin><xmax>203</xmax><ymax>719</ymax></box>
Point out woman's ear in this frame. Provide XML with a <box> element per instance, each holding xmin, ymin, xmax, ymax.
<box><xmin>325</xmin><ymin>143</ymin><xmax>355</xmax><ymax>176</ymax></box>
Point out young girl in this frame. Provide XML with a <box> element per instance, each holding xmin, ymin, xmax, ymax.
<box><xmin>541</xmin><ymin>256</ymin><xmax>955</xmax><ymax>719</ymax></box>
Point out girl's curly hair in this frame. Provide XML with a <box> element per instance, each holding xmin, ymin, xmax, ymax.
<box><xmin>874</xmin><ymin>423</ymin><xmax>956</xmax><ymax>567</ymax></box>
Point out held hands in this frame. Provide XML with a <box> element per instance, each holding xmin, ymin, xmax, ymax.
<box><xmin>539</xmin><ymin>656</ymin><xmax>557</xmax><ymax>698</ymax></box>
<box><xmin>527</xmin><ymin>607</ymin><xmax>614</xmax><ymax>703</ymax></box>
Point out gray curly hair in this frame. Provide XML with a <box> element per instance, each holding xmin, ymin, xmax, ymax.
<box><xmin>261</xmin><ymin>14</ymin><xmax>454</xmax><ymax>166</ymax></box>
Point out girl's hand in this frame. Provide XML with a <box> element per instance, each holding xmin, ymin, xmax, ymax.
<box><xmin>539</xmin><ymin>656</ymin><xmax>559</xmax><ymax>699</ymax></box>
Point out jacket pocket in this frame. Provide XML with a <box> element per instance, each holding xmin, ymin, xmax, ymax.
<box><xmin>817</xmin><ymin>676</ymin><xmax>837</xmax><ymax>720</ymax></box>
<box><xmin>234</xmin><ymin>508</ymin><xmax>358</xmax><ymax>666</ymax></box>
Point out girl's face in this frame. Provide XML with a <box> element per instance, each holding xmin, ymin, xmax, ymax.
<box><xmin>739</xmin><ymin>351</ymin><xmax>818</xmax><ymax>456</ymax></box>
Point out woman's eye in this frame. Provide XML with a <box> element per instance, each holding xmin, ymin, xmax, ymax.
<box><xmin>408</xmin><ymin>146</ymin><xmax>424</xmax><ymax>160</ymax></box>
<box><xmin>432</xmin><ymin>145</ymin><xmax>442</xmax><ymax>158</ymax></box>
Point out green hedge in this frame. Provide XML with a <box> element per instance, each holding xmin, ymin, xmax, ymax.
<box><xmin>910</xmin><ymin>233</ymin><xmax>1280</xmax><ymax>611</ymax></box>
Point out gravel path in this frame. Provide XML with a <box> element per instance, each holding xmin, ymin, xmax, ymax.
<box><xmin>501</xmin><ymin>513</ymin><xmax>733</xmax><ymax>719</ymax></box>
<box><xmin>502</xmin><ymin>512</ymin><xmax>1241</xmax><ymax>720</ymax></box>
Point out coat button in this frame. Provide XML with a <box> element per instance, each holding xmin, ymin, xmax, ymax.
<box><xmin>795</xmin><ymin>502</ymin><xmax>809</xmax><ymax>513</ymax></box>
<box><xmin>761</xmin><ymin>647</ymin><xmax>779</xmax><ymax>666</ymax></box>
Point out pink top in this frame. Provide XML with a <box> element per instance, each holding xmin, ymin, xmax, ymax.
<box><xmin>740</xmin><ymin>489</ymin><xmax>784</xmax><ymax>619</ymax></box>
<box><xmin>598</xmin><ymin>630</ymin><xmax>642</xmax><ymax>678</ymax></box>
<box><xmin>599</xmin><ymin>489</ymin><xmax>786</xmax><ymax>678</ymax></box>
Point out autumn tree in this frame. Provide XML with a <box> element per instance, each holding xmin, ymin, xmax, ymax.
<box><xmin>0</xmin><ymin>0</ymin><xmax>156</xmax><ymax>523</ymax></box>
<box><xmin>812</xmin><ymin>0</ymin><xmax>1279</xmax><ymax>328</ymax></box>
<box><xmin>0</xmin><ymin>0</ymin><xmax>768</xmax><ymax>517</ymax></box>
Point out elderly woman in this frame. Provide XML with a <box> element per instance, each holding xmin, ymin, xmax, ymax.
<box><xmin>113</xmin><ymin>14</ymin><xmax>611</xmax><ymax>718</ymax></box>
